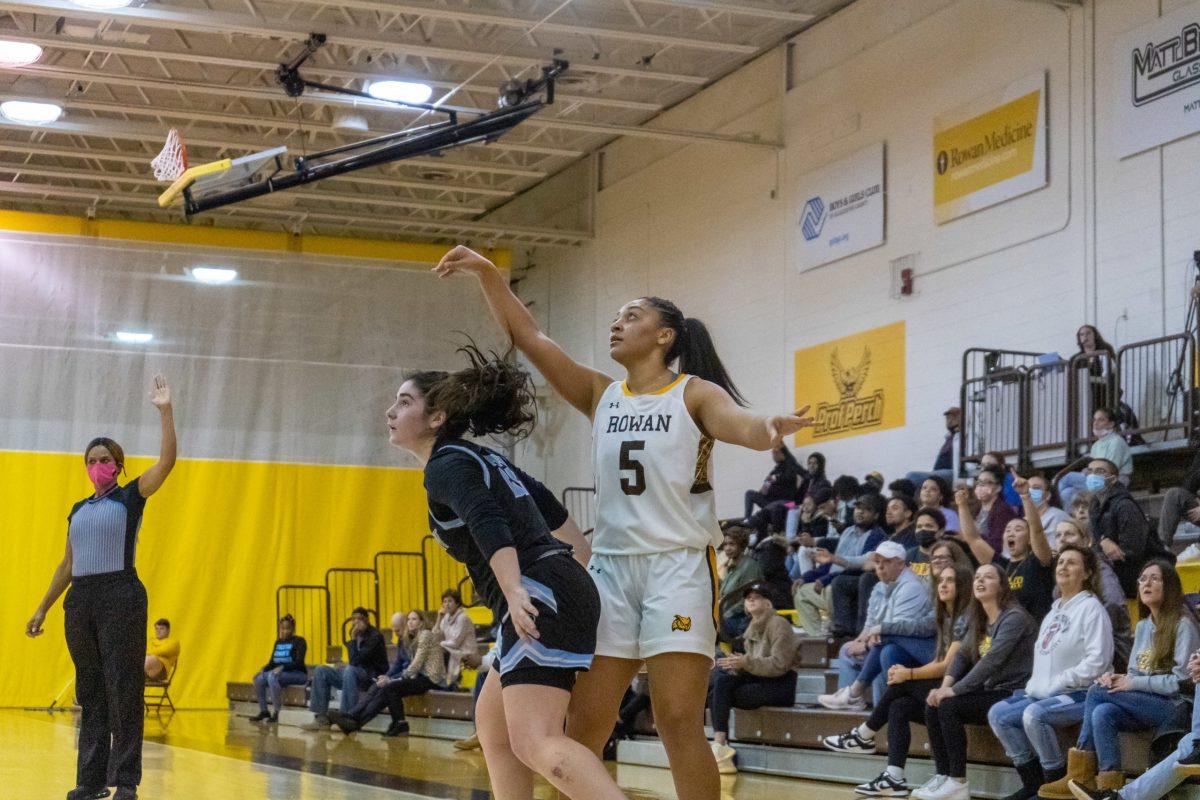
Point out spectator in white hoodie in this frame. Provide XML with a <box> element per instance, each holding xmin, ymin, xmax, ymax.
<box><xmin>987</xmin><ymin>545</ymin><xmax>1114</xmax><ymax>800</ymax></box>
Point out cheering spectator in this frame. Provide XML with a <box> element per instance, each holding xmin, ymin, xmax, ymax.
<box><xmin>144</xmin><ymin>618</ymin><xmax>179</xmax><ymax>681</ymax></box>
<box><xmin>709</xmin><ymin>582</ymin><xmax>799</xmax><ymax>773</ymax></box>
<box><xmin>1027</xmin><ymin>474</ymin><xmax>1071</xmax><ymax>548</ymax></box>
<box><xmin>303</xmin><ymin>607</ymin><xmax>388</xmax><ymax>730</ymax></box>
<box><xmin>818</xmin><ymin>541</ymin><xmax>936</xmax><ymax>710</ymax></box>
<box><xmin>249</xmin><ymin>615</ymin><xmax>307</xmax><ymax>724</ymax></box>
<box><xmin>1057</xmin><ymin>410</ymin><xmax>1133</xmax><ymax>509</ymax></box>
<box><xmin>981</xmin><ymin>452</ymin><xmax>1023</xmax><ymax>509</ymax></box>
<box><xmin>1052</xmin><ymin>519</ymin><xmax>1134</xmax><ymax>672</ymax></box>
<box><xmin>919</xmin><ymin>563</ymin><xmax>1036</xmax><ymax>800</ymax></box>
<box><xmin>958</xmin><ymin>476</ymin><xmax>1055</xmax><ymax>622</ymax></box>
<box><xmin>717</xmin><ymin>527</ymin><xmax>763</xmax><ymax>640</ymax></box>
<box><xmin>827</xmin><ymin>494</ymin><xmax>889</xmax><ymax>637</ymax></box>
<box><xmin>822</xmin><ymin>564</ymin><xmax>973</xmax><ymax>796</ymax></box>
<box><xmin>907</xmin><ymin>406</ymin><xmax>962</xmax><ymax>487</ymax></box>
<box><xmin>434</xmin><ymin>589</ymin><xmax>479</xmax><ymax>688</ymax></box>
<box><xmin>1040</xmin><ymin>560</ymin><xmax>1198</xmax><ymax>800</ymax></box>
<box><xmin>959</xmin><ymin>465</ymin><xmax>1017</xmax><ymax>558</ymax></box>
<box><xmin>792</xmin><ymin>495</ymin><xmax>885</xmax><ymax>636</ymax></box>
<box><xmin>987</xmin><ymin>545</ymin><xmax>1114</xmax><ymax>800</ymax></box>
<box><xmin>920</xmin><ymin>476</ymin><xmax>961</xmax><ymax>533</ymax></box>
<box><xmin>1087</xmin><ymin>458</ymin><xmax>1173</xmax><ymax>597</ymax></box>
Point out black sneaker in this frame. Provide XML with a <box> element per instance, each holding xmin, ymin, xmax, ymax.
<box><xmin>382</xmin><ymin>720</ymin><xmax>409</xmax><ymax>737</ymax></box>
<box><xmin>1177</xmin><ymin>742</ymin><xmax>1200</xmax><ymax>776</ymax></box>
<box><xmin>267</xmin><ymin>713</ymin><xmax>279</xmax><ymax>724</ymax></box>
<box><xmin>328</xmin><ymin>711</ymin><xmax>359</xmax><ymax>733</ymax></box>
<box><xmin>822</xmin><ymin>729</ymin><xmax>877</xmax><ymax>754</ymax></box>
<box><xmin>66</xmin><ymin>788</ymin><xmax>109</xmax><ymax>800</ymax></box>
<box><xmin>855</xmin><ymin>771</ymin><xmax>910</xmax><ymax>797</ymax></box>
<box><xmin>1068</xmin><ymin>780</ymin><xmax>1120</xmax><ymax>800</ymax></box>
<box><xmin>248</xmin><ymin>711</ymin><xmax>271</xmax><ymax>723</ymax></box>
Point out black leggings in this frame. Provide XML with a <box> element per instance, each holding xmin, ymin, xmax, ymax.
<box><xmin>865</xmin><ymin>679</ymin><xmax>938</xmax><ymax>768</ymax></box>
<box><xmin>349</xmin><ymin>674</ymin><xmax>437</xmax><ymax>726</ymax></box>
<box><xmin>709</xmin><ymin>670</ymin><xmax>797</xmax><ymax>734</ymax></box>
<box><xmin>924</xmin><ymin>688</ymin><xmax>1011</xmax><ymax>778</ymax></box>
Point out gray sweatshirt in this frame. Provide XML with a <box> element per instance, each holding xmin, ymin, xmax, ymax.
<box><xmin>830</xmin><ymin>524</ymin><xmax>884</xmax><ymax>574</ymax></box>
<box><xmin>867</xmin><ymin>567</ymin><xmax>936</xmax><ymax>638</ymax></box>
<box><xmin>1127</xmin><ymin>614</ymin><xmax>1200</xmax><ymax>695</ymax></box>
<box><xmin>948</xmin><ymin>604</ymin><xmax>1036</xmax><ymax>696</ymax></box>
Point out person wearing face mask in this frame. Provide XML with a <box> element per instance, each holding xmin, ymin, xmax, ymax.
<box><xmin>1026</xmin><ymin>475</ymin><xmax>1071</xmax><ymax>548</ymax></box>
<box><xmin>1052</xmin><ymin>519</ymin><xmax>1133</xmax><ymax>672</ymax></box>
<box><xmin>24</xmin><ymin>375</ymin><xmax>177</xmax><ymax>800</ymax></box>
<box><xmin>957</xmin><ymin>473</ymin><xmax>1055</xmax><ymax>623</ymax></box>
<box><xmin>1085</xmin><ymin>459</ymin><xmax>1173</xmax><ymax>598</ymax></box>
<box><xmin>907</xmin><ymin>508</ymin><xmax>948</xmax><ymax>579</ymax></box>
<box><xmin>1056</xmin><ymin>409</ymin><xmax>1133</xmax><ymax>511</ymax></box>
<box><xmin>959</xmin><ymin>465</ymin><xmax>1017</xmax><ymax>560</ymax></box>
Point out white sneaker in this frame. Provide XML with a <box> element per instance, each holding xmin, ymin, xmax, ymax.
<box><xmin>925</xmin><ymin>777</ymin><xmax>969</xmax><ymax>800</ymax></box>
<box><xmin>818</xmin><ymin>686</ymin><xmax>867</xmax><ymax>711</ymax></box>
<box><xmin>711</xmin><ymin>742</ymin><xmax>737</xmax><ymax>775</ymax></box>
<box><xmin>910</xmin><ymin>775</ymin><xmax>948</xmax><ymax>800</ymax></box>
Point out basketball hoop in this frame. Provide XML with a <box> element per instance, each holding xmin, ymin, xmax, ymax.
<box><xmin>150</xmin><ymin>128</ymin><xmax>188</xmax><ymax>182</ymax></box>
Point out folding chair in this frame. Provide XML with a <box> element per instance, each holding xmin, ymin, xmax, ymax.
<box><xmin>144</xmin><ymin>657</ymin><xmax>178</xmax><ymax>714</ymax></box>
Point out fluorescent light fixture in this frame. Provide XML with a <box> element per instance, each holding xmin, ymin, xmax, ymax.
<box><xmin>0</xmin><ymin>100</ymin><xmax>62</xmax><ymax>125</ymax></box>
<box><xmin>114</xmin><ymin>331</ymin><xmax>154</xmax><ymax>344</ymax></box>
<box><xmin>0</xmin><ymin>40</ymin><xmax>43</xmax><ymax>68</ymax></box>
<box><xmin>190</xmin><ymin>266</ymin><xmax>238</xmax><ymax>285</ymax></box>
<box><xmin>366</xmin><ymin>80</ymin><xmax>433</xmax><ymax>105</ymax></box>
<box><xmin>71</xmin><ymin>0</ymin><xmax>135</xmax><ymax>8</ymax></box>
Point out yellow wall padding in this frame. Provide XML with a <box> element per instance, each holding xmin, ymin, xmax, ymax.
<box><xmin>0</xmin><ymin>450</ymin><xmax>436</xmax><ymax>709</ymax></box>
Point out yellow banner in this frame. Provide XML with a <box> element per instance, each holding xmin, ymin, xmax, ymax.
<box><xmin>793</xmin><ymin>321</ymin><xmax>905</xmax><ymax>445</ymax></box>
<box><xmin>933</xmin><ymin>72</ymin><xmax>1046</xmax><ymax>223</ymax></box>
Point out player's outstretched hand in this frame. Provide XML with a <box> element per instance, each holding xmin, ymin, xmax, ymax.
<box><xmin>433</xmin><ymin>245</ymin><xmax>496</xmax><ymax>280</ymax></box>
<box><xmin>505</xmin><ymin>585</ymin><xmax>540</xmax><ymax>641</ymax></box>
<box><xmin>765</xmin><ymin>405</ymin><xmax>814</xmax><ymax>447</ymax></box>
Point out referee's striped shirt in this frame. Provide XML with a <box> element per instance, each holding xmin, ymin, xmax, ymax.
<box><xmin>68</xmin><ymin>478</ymin><xmax>147</xmax><ymax>577</ymax></box>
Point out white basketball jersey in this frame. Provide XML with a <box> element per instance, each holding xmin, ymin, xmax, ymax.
<box><xmin>591</xmin><ymin>374</ymin><xmax>722</xmax><ymax>555</ymax></box>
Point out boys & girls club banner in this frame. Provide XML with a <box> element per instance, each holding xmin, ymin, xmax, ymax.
<box><xmin>791</xmin><ymin>142</ymin><xmax>885</xmax><ymax>273</ymax></box>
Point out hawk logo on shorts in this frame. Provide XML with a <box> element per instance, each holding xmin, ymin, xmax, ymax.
<box><xmin>671</xmin><ymin>615</ymin><xmax>692</xmax><ymax>632</ymax></box>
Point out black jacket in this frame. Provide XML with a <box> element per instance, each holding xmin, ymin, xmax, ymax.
<box><xmin>347</xmin><ymin>627</ymin><xmax>389</xmax><ymax>679</ymax></box>
<box><xmin>1090</xmin><ymin>484</ymin><xmax>1173</xmax><ymax>597</ymax></box>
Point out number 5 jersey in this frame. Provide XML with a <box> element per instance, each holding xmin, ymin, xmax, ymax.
<box><xmin>591</xmin><ymin>374</ymin><xmax>723</xmax><ymax>555</ymax></box>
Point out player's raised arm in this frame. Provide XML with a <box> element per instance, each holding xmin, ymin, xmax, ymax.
<box><xmin>434</xmin><ymin>246</ymin><xmax>612</xmax><ymax>418</ymax></box>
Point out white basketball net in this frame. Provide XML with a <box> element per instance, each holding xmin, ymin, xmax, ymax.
<box><xmin>150</xmin><ymin>128</ymin><xmax>188</xmax><ymax>182</ymax></box>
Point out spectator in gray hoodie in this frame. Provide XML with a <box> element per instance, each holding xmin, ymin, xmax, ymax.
<box><xmin>818</xmin><ymin>541</ymin><xmax>936</xmax><ymax>710</ymax></box>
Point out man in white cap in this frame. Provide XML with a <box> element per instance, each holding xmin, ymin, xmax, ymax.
<box><xmin>818</xmin><ymin>540</ymin><xmax>936</xmax><ymax>710</ymax></box>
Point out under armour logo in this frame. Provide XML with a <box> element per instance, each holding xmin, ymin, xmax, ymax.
<box><xmin>608</xmin><ymin>401</ymin><xmax>621</xmax><ymax>409</ymax></box>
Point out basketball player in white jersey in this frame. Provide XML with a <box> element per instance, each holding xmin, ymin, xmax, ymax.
<box><xmin>435</xmin><ymin>246</ymin><xmax>812</xmax><ymax>800</ymax></box>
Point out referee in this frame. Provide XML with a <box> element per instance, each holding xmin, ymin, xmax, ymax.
<box><xmin>26</xmin><ymin>374</ymin><xmax>177</xmax><ymax>800</ymax></box>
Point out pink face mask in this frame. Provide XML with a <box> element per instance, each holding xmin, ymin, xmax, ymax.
<box><xmin>86</xmin><ymin>462</ymin><xmax>119</xmax><ymax>491</ymax></box>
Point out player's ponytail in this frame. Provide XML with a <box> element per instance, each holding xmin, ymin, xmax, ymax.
<box><xmin>422</xmin><ymin>341</ymin><xmax>537</xmax><ymax>441</ymax></box>
<box><xmin>644</xmin><ymin>297</ymin><xmax>747</xmax><ymax>407</ymax></box>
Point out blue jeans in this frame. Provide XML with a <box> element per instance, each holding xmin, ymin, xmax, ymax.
<box><xmin>1077</xmin><ymin>685</ymin><xmax>1186</xmax><ymax>771</ymax></box>
<box><xmin>309</xmin><ymin>664</ymin><xmax>369</xmax><ymax>714</ymax></box>
<box><xmin>987</xmin><ymin>689</ymin><xmax>1088</xmax><ymax>770</ymax></box>
<box><xmin>252</xmin><ymin>669</ymin><xmax>308</xmax><ymax>714</ymax></box>
<box><xmin>1120</xmin><ymin>730</ymin><xmax>1196</xmax><ymax>800</ymax></box>
<box><xmin>835</xmin><ymin>642</ymin><xmax>886</xmax><ymax>705</ymax></box>
<box><xmin>837</xmin><ymin>636</ymin><xmax>934</xmax><ymax>705</ymax></box>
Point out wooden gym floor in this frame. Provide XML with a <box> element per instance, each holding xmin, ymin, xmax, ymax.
<box><xmin>1</xmin><ymin>708</ymin><xmax>858</xmax><ymax>799</ymax></box>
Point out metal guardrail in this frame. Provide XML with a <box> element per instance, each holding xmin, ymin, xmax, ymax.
<box><xmin>275</xmin><ymin>584</ymin><xmax>330</xmax><ymax>668</ymax></box>
<box><xmin>325</xmin><ymin>567</ymin><xmax>379</xmax><ymax>647</ymax></box>
<box><xmin>561</xmin><ymin>486</ymin><xmax>596</xmax><ymax>534</ymax></box>
<box><xmin>421</xmin><ymin>534</ymin><xmax>470</xmax><ymax>610</ymax></box>
<box><xmin>374</xmin><ymin>550</ymin><xmax>425</xmax><ymax>620</ymax></box>
<box><xmin>1117</xmin><ymin>333</ymin><xmax>1194</xmax><ymax>445</ymax></box>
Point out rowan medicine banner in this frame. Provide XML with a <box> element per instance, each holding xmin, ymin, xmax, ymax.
<box><xmin>1111</xmin><ymin>2</ymin><xmax>1200</xmax><ymax>158</ymax></box>
<box><xmin>932</xmin><ymin>72</ymin><xmax>1047</xmax><ymax>224</ymax></box>
<box><xmin>793</xmin><ymin>321</ymin><xmax>906</xmax><ymax>445</ymax></box>
<box><xmin>792</xmin><ymin>142</ymin><xmax>885</xmax><ymax>272</ymax></box>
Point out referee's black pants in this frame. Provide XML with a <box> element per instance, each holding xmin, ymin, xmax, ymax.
<box><xmin>63</xmin><ymin>571</ymin><xmax>147</xmax><ymax>789</ymax></box>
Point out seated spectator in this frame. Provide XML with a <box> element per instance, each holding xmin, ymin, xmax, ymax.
<box><xmin>966</xmin><ymin>465</ymin><xmax>1018</xmax><ymax>554</ymax></box>
<box><xmin>981</xmin><ymin>452</ymin><xmax>1023</xmax><ymax>510</ymax></box>
<box><xmin>825</xmin><ymin>493</ymin><xmax>888</xmax><ymax>637</ymax></box>
<box><xmin>709</xmin><ymin>582</ymin><xmax>799</xmax><ymax>772</ymax></box>
<box><xmin>929</xmin><ymin>537</ymin><xmax>978</xmax><ymax>575</ymax></box>
<box><xmin>743</xmin><ymin>443</ymin><xmax>803</xmax><ymax>536</ymax></box>
<box><xmin>919</xmin><ymin>563</ymin><xmax>1037</xmax><ymax>800</ymax></box>
<box><xmin>906</xmin><ymin>406</ymin><xmax>962</xmax><ymax>489</ymax></box>
<box><xmin>987</xmin><ymin>545</ymin><xmax>1114</xmax><ymax>800</ymax></box>
<box><xmin>863</xmin><ymin>471</ymin><xmax>886</xmax><ymax>495</ymax></box>
<box><xmin>1028</xmin><ymin>474</ymin><xmax>1071</xmax><ymax>548</ymax></box>
<box><xmin>1087</xmin><ymin>458</ymin><xmax>1173</xmax><ymax>597</ymax></box>
<box><xmin>750</xmin><ymin>531</ymin><xmax>794</xmax><ymax>610</ymax></box>
<box><xmin>958</xmin><ymin>476</ymin><xmax>1055</xmax><ymax>622</ymax></box>
<box><xmin>889</xmin><ymin>478</ymin><xmax>918</xmax><ymax>501</ymax></box>
<box><xmin>303</xmin><ymin>606</ymin><xmax>389</xmax><ymax>730</ymax></box>
<box><xmin>331</xmin><ymin>609</ymin><xmax>447</xmax><ymax>736</ymax></box>
<box><xmin>1058</xmin><ymin>409</ymin><xmax>1134</xmax><ymax>509</ymax></box>
<box><xmin>784</xmin><ymin>487</ymin><xmax>833</xmax><ymax>546</ymax></box>
<box><xmin>818</xmin><ymin>541</ymin><xmax>936</xmax><ymax>710</ymax></box>
<box><xmin>1052</xmin><ymin>519</ymin><xmax>1133</xmax><ymax>672</ymax></box>
<box><xmin>1041</xmin><ymin>560</ymin><xmax>1198</xmax><ymax>800</ymax></box>
<box><xmin>144</xmin><ymin>617</ymin><xmax>179</xmax><ymax>681</ymax></box>
<box><xmin>1071</xmin><ymin>491</ymin><xmax>1093</xmax><ymax>526</ymax></box>
<box><xmin>908</xmin><ymin>508</ymin><xmax>948</xmax><ymax>578</ymax></box>
<box><xmin>434</xmin><ymin>589</ymin><xmax>480</xmax><ymax>687</ymax></box>
<box><xmin>326</xmin><ymin>611</ymin><xmax>410</xmax><ymax>729</ymax></box>
<box><xmin>1071</xmin><ymin>657</ymin><xmax>1200</xmax><ymax>800</ymax></box>
<box><xmin>822</xmin><ymin>564</ymin><xmax>973</xmax><ymax>796</ymax></box>
<box><xmin>797</xmin><ymin>451</ymin><xmax>831</xmax><ymax>501</ymax></box>
<box><xmin>717</xmin><ymin>526</ymin><xmax>763</xmax><ymax>640</ymax></box>
<box><xmin>856</xmin><ymin>495</ymin><xmax>921</xmax><ymax>616</ymax></box>
<box><xmin>1156</xmin><ymin>448</ymin><xmax>1200</xmax><ymax>547</ymax></box>
<box><xmin>920</xmin><ymin>475</ymin><xmax>961</xmax><ymax>533</ymax></box>
<box><xmin>249</xmin><ymin>614</ymin><xmax>307</xmax><ymax>723</ymax></box>
<box><xmin>831</xmin><ymin>475</ymin><xmax>862</xmax><ymax>532</ymax></box>
<box><xmin>790</xmin><ymin>496</ymin><xmax>884</xmax><ymax>636</ymax></box>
